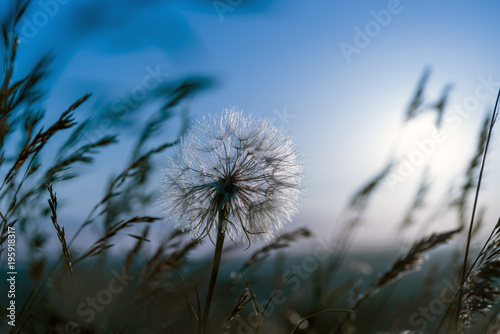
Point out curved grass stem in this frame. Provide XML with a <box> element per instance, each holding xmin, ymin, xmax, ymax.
<box><xmin>457</xmin><ymin>87</ymin><xmax>500</xmax><ymax>324</ymax></box>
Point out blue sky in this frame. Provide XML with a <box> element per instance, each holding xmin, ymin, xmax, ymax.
<box><xmin>4</xmin><ymin>0</ymin><xmax>500</xmax><ymax>252</ymax></box>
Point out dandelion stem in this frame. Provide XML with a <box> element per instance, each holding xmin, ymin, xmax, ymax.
<box><xmin>201</xmin><ymin>211</ymin><xmax>226</xmax><ymax>334</ymax></box>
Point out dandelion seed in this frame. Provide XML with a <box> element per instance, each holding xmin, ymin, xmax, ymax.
<box><xmin>162</xmin><ymin>107</ymin><xmax>302</xmax><ymax>244</ymax></box>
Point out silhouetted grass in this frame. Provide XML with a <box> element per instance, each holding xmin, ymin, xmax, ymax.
<box><xmin>3</xmin><ymin>2</ymin><xmax>500</xmax><ymax>334</ymax></box>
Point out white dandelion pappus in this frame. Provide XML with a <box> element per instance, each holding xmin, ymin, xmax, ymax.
<box><xmin>162</xmin><ymin>108</ymin><xmax>302</xmax><ymax>243</ymax></box>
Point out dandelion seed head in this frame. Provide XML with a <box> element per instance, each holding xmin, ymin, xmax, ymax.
<box><xmin>162</xmin><ymin>107</ymin><xmax>302</xmax><ymax>243</ymax></box>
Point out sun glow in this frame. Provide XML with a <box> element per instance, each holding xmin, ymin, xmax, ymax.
<box><xmin>396</xmin><ymin>116</ymin><xmax>440</xmax><ymax>155</ymax></box>
<box><xmin>394</xmin><ymin>114</ymin><xmax>464</xmax><ymax>179</ymax></box>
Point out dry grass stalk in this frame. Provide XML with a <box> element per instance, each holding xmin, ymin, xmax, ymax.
<box><xmin>45</xmin><ymin>135</ymin><xmax>116</xmax><ymax>183</ymax></box>
<box><xmin>0</xmin><ymin>213</ymin><xmax>16</xmax><ymax>259</ymax></box>
<box><xmin>458</xmin><ymin>90</ymin><xmax>500</xmax><ymax>324</ymax></box>
<box><xmin>344</xmin><ymin>229</ymin><xmax>460</xmax><ymax>326</ymax></box>
<box><xmin>460</xmin><ymin>258</ymin><xmax>500</xmax><ymax>327</ymax></box>
<box><xmin>404</xmin><ymin>67</ymin><xmax>430</xmax><ymax>122</ymax></box>
<box><xmin>399</xmin><ymin>168</ymin><xmax>431</xmax><ymax>230</ymax></box>
<box><xmin>348</xmin><ymin>161</ymin><xmax>393</xmax><ymax>213</ymax></box>
<box><xmin>46</xmin><ymin>184</ymin><xmax>80</xmax><ymax>304</ymax></box>
<box><xmin>136</xmin><ymin>232</ymin><xmax>199</xmax><ymax>300</ymax></box>
<box><xmin>219</xmin><ymin>288</ymin><xmax>252</xmax><ymax>333</ymax></box>
<box><xmin>254</xmin><ymin>275</ymin><xmax>295</xmax><ymax>334</ymax></box>
<box><xmin>432</xmin><ymin>84</ymin><xmax>453</xmax><ymax>128</ymax></box>
<box><xmin>460</xmin><ymin>218</ymin><xmax>500</xmax><ymax>327</ymax></box>
<box><xmin>450</xmin><ymin>112</ymin><xmax>492</xmax><ymax>228</ymax></box>
<box><xmin>332</xmin><ymin>229</ymin><xmax>460</xmax><ymax>334</ymax></box>
<box><xmin>367</xmin><ymin>228</ymin><xmax>460</xmax><ymax>301</ymax></box>
<box><xmin>2</xmin><ymin>94</ymin><xmax>88</xmax><ymax>187</ymax></box>
<box><xmin>74</xmin><ymin>216</ymin><xmax>159</xmax><ymax>264</ymax></box>
<box><xmin>7</xmin><ymin>134</ymin><xmax>116</xmax><ymax>219</ymax></box>
<box><xmin>239</xmin><ymin>227</ymin><xmax>311</xmax><ymax>273</ymax></box>
<box><xmin>123</xmin><ymin>225</ymin><xmax>151</xmax><ymax>275</ymax></box>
